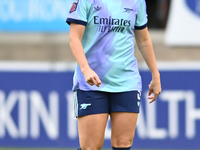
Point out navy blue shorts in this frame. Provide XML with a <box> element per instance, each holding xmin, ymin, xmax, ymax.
<box><xmin>73</xmin><ymin>89</ymin><xmax>141</xmax><ymax>117</ymax></box>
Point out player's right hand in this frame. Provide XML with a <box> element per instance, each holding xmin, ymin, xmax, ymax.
<box><xmin>82</xmin><ymin>67</ymin><xmax>101</xmax><ymax>87</ymax></box>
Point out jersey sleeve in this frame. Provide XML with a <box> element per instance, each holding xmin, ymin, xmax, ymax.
<box><xmin>66</xmin><ymin>0</ymin><xmax>88</xmax><ymax>26</ymax></box>
<box><xmin>134</xmin><ymin>0</ymin><xmax>148</xmax><ymax>30</ymax></box>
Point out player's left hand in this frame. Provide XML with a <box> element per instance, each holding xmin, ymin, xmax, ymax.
<box><xmin>147</xmin><ymin>77</ymin><xmax>161</xmax><ymax>103</ymax></box>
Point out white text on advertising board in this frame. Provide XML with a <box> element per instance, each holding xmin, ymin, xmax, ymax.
<box><xmin>0</xmin><ymin>90</ymin><xmax>199</xmax><ymax>140</ymax></box>
<box><xmin>0</xmin><ymin>0</ymin><xmax>71</xmax><ymax>22</ymax></box>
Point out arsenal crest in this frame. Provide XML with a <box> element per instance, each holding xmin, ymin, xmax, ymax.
<box><xmin>69</xmin><ymin>0</ymin><xmax>79</xmax><ymax>13</ymax></box>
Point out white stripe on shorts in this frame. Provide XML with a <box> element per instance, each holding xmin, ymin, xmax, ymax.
<box><xmin>73</xmin><ymin>91</ymin><xmax>78</xmax><ymax>117</ymax></box>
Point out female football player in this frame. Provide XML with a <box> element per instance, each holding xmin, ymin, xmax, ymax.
<box><xmin>66</xmin><ymin>0</ymin><xmax>161</xmax><ymax>150</ymax></box>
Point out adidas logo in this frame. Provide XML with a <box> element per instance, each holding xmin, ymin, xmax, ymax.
<box><xmin>94</xmin><ymin>6</ymin><xmax>101</xmax><ymax>11</ymax></box>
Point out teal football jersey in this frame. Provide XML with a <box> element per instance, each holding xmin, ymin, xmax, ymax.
<box><xmin>67</xmin><ymin>0</ymin><xmax>148</xmax><ymax>92</ymax></box>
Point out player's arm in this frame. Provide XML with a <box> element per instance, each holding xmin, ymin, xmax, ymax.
<box><xmin>134</xmin><ymin>27</ymin><xmax>161</xmax><ymax>103</ymax></box>
<box><xmin>69</xmin><ymin>23</ymin><xmax>101</xmax><ymax>87</ymax></box>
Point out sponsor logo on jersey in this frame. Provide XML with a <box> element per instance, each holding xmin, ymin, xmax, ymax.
<box><xmin>124</xmin><ymin>8</ymin><xmax>134</xmax><ymax>13</ymax></box>
<box><xmin>80</xmin><ymin>103</ymin><xmax>91</xmax><ymax>110</ymax></box>
<box><xmin>94</xmin><ymin>16</ymin><xmax>131</xmax><ymax>27</ymax></box>
<box><xmin>69</xmin><ymin>0</ymin><xmax>79</xmax><ymax>13</ymax></box>
<box><xmin>94</xmin><ymin>6</ymin><xmax>102</xmax><ymax>11</ymax></box>
<box><xmin>94</xmin><ymin>16</ymin><xmax>131</xmax><ymax>33</ymax></box>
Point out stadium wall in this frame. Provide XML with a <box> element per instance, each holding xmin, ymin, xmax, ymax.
<box><xmin>0</xmin><ymin>61</ymin><xmax>200</xmax><ymax>149</ymax></box>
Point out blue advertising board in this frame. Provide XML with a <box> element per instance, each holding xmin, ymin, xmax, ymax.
<box><xmin>0</xmin><ymin>0</ymin><xmax>73</xmax><ymax>32</ymax></box>
<box><xmin>0</xmin><ymin>62</ymin><xmax>200</xmax><ymax>149</ymax></box>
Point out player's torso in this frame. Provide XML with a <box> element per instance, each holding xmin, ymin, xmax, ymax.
<box><xmin>73</xmin><ymin>0</ymin><xmax>142</xmax><ymax>92</ymax></box>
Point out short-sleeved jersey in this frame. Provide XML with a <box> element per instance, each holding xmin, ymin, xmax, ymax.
<box><xmin>66</xmin><ymin>0</ymin><xmax>148</xmax><ymax>92</ymax></box>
